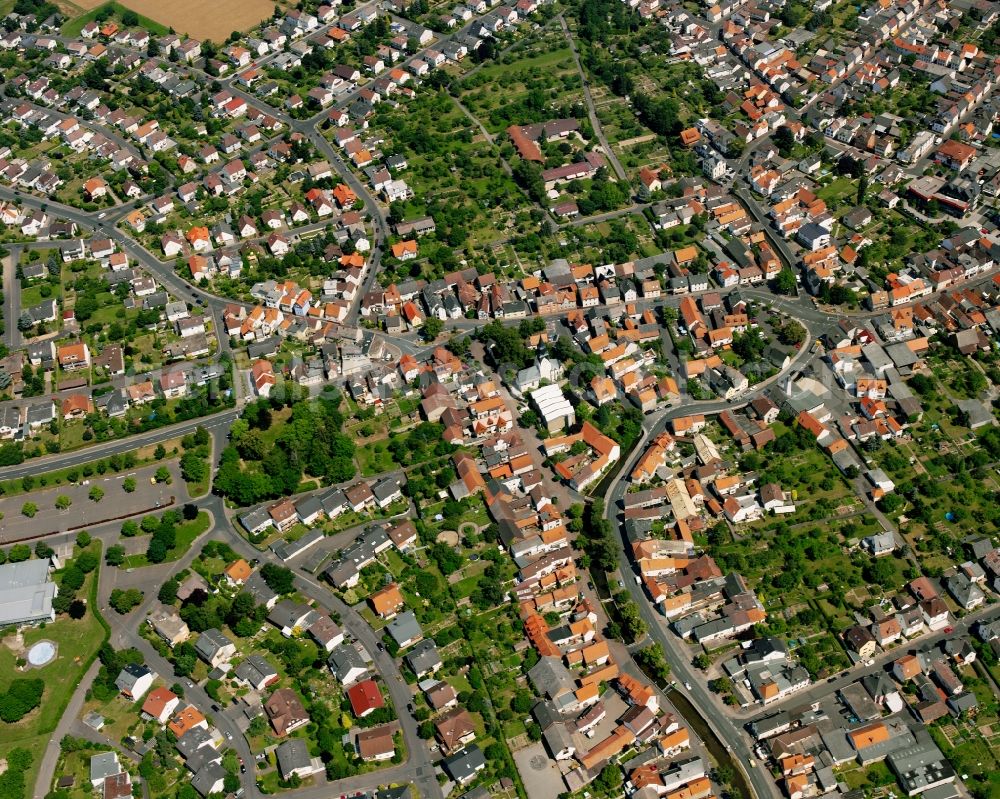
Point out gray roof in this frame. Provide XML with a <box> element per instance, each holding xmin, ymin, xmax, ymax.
<box><xmin>324</xmin><ymin>559</ymin><xmax>360</xmax><ymax>589</ymax></box>
<box><xmin>267</xmin><ymin>600</ymin><xmax>316</xmax><ymax>630</ymax></box>
<box><xmin>442</xmin><ymin>744</ymin><xmax>486</xmax><ymax>782</ymax></box>
<box><xmin>386</xmin><ymin>610</ymin><xmax>423</xmax><ymax>647</ymax></box>
<box><xmin>295</xmin><ymin>494</ymin><xmax>323</xmax><ymax>519</ymax></box>
<box><xmin>404</xmin><ymin>638</ymin><xmax>441</xmax><ymax>674</ymax></box>
<box><xmin>233</xmin><ymin>654</ymin><xmax>278</xmax><ymax>686</ymax></box>
<box><xmin>276</xmin><ymin>738</ymin><xmax>311</xmax><ymax>778</ymax></box>
<box><xmin>887</xmin><ymin>733</ymin><xmax>955</xmax><ymax>794</ymax></box>
<box><xmin>0</xmin><ymin>560</ymin><xmax>56</xmax><ymax>625</ymax></box>
<box><xmin>320</xmin><ymin>488</ymin><xmax>348</xmax><ymax>515</ymax></box>
<box><xmin>271</xmin><ymin>528</ymin><xmax>323</xmax><ymax>561</ymax></box>
<box><xmin>194</xmin><ymin>628</ymin><xmax>234</xmax><ymax>661</ymax></box>
<box><xmin>240</xmin><ymin>507</ymin><xmax>272</xmax><ymax>533</ymax></box>
<box><xmin>90</xmin><ymin>752</ymin><xmax>121</xmax><ymax>783</ymax></box>
<box><xmin>947</xmin><ymin>691</ymin><xmax>978</xmax><ymax>714</ymax></box>
<box><xmin>245</xmin><ymin>572</ymin><xmax>278</xmax><ymax>606</ymax></box>
<box><xmin>328</xmin><ymin>642</ymin><xmax>368</xmax><ymax>681</ymax></box>
<box><xmin>528</xmin><ymin>656</ymin><xmax>574</xmax><ymax>699</ymax></box>
<box><xmin>946</xmin><ymin>573</ymin><xmax>983</xmax><ymax>607</ymax></box>
<box><xmin>115</xmin><ymin>663</ymin><xmax>152</xmax><ymax>691</ymax></box>
<box><xmin>542</xmin><ymin>722</ymin><xmax>574</xmax><ymax>756</ymax></box>
<box><xmin>190</xmin><ymin>763</ymin><xmax>226</xmax><ymax>797</ymax></box>
<box><xmin>26</xmin><ymin>401</ymin><xmax>54</xmax><ymax>424</ymax></box>
<box><xmin>177</xmin><ymin>727</ymin><xmax>216</xmax><ymax>763</ymax></box>
<box><xmin>371</xmin><ymin>475</ymin><xmax>402</xmax><ymax>502</ymax></box>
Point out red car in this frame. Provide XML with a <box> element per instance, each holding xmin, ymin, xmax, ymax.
<box><xmin>944</xmin><ymin>626</ymin><xmax>954</xmax><ymax>634</ymax></box>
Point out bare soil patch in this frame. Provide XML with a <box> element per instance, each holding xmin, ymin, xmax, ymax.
<box><xmin>77</xmin><ymin>0</ymin><xmax>274</xmax><ymax>40</ymax></box>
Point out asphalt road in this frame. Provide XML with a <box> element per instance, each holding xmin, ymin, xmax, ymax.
<box><xmin>596</xmin><ymin>333</ymin><xmax>820</xmax><ymax>799</ymax></box>
<box><xmin>740</xmin><ymin>603</ymin><xmax>1000</xmax><ymax>723</ymax></box>
<box><xmin>0</xmin><ymin>409</ymin><xmax>238</xmax><ymax>480</ymax></box>
<box><xmin>207</xmin><ymin>499</ymin><xmax>445</xmax><ymax>799</ymax></box>
<box><xmin>606</xmin><ymin>461</ymin><xmax>778</xmax><ymax>799</ymax></box>
<box><xmin>9</xmin><ymin>9</ymin><xmax>980</xmax><ymax>799</ymax></box>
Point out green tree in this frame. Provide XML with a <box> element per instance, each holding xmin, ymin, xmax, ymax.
<box><xmin>76</xmin><ymin>531</ymin><xmax>91</xmax><ymax>548</ymax></box>
<box><xmin>158</xmin><ymin>578</ymin><xmax>180</xmax><ymax>604</ymax></box>
<box><xmin>89</xmin><ymin>486</ymin><xmax>105</xmax><ymax>502</ymax></box>
<box><xmin>777</xmin><ymin>320</ymin><xmax>806</xmax><ymax>346</ymax></box>
<box><xmin>20</xmin><ymin>503</ymin><xmax>37</xmax><ymax>518</ymax></box>
<box><xmin>773</xmin><ymin>268</ymin><xmax>797</xmax><ymax>295</ymax></box>
<box><xmin>61</xmin><ymin>566</ymin><xmax>85</xmax><ymax>591</ymax></box>
<box><xmin>594</xmin><ymin>765</ymin><xmax>623</xmax><ymax>794</ymax></box>
<box><xmin>106</xmin><ymin>546</ymin><xmax>126</xmax><ymax>567</ymax></box>
<box><xmin>55</xmin><ymin>495</ymin><xmax>72</xmax><ymax>510</ymax></box>
<box><xmin>261</xmin><ymin>563</ymin><xmax>295</xmax><ymax>594</ymax></box>
<box><xmin>123</xmin><ymin>477</ymin><xmax>137</xmax><ymax>493</ymax></box>
<box><xmin>421</xmin><ymin>317</ymin><xmax>444</xmax><ymax>341</ymax></box>
<box><xmin>635</xmin><ymin>644</ymin><xmax>670</xmax><ymax>685</ymax></box>
<box><xmin>109</xmin><ymin>588</ymin><xmax>143</xmax><ymax>614</ymax></box>
<box><xmin>8</xmin><ymin>544</ymin><xmax>30</xmax><ymax>562</ymax></box>
<box><xmin>180</xmin><ymin>453</ymin><xmax>207</xmax><ymax>483</ymax></box>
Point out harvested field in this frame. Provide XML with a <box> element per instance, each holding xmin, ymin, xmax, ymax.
<box><xmin>66</xmin><ymin>0</ymin><xmax>273</xmax><ymax>41</ymax></box>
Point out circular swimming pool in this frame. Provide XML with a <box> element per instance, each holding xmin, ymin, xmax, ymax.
<box><xmin>27</xmin><ymin>641</ymin><xmax>55</xmax><ymax>667</ymax></box>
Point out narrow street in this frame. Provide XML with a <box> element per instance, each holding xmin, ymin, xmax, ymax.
<box><xmin>558</xmin><ymin>15</ymin><xmax>629</xmax><ymax>186</ymax></box>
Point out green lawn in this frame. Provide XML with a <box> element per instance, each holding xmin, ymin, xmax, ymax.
<box><xmin>815</xmin><ymin>177</ymin><xmax>858</xmax><ymax>207</ymax></box>
<box><xmin>185</xmin><ymin>447</ymin><xmax>212</xmax><ymax>499</ymax></box>
<box><xmin>62</xmin><ymin>1</ymin><xmax>169</xmax><ymax>37</ymax></box>
<box><xmin>123</xmin><ymin>511</ymin><xmax>211</xmax><ymax>568</ymax></box>
<box><xmin>467</xmin><ymin>46</ymin><xmax>572</xmax><ymax>87</ymax></box>
<box><xmin>186</xmin><ymin>471</ymin><xmax>210</xmax><ymax>499</ymax></box>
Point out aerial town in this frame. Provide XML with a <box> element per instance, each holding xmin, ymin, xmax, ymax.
<box><xmin>0</xmin><ymin>3</ymin><xmax>998</xmax><ymax>799</ymax></box>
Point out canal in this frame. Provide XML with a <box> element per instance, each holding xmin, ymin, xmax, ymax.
<box><xmin>666</xmin><ymin>688</ymin><xmax>755</xmax><ymax>799</ymax></box>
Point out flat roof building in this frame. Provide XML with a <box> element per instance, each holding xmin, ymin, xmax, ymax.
<box><xmin>0</xmin><ymin>560</ymin><xmax>56</xmax><ymax>626</ymax></box>
<box><xmin>529</xmin><ymin>384</ymin><xmax>575</xmax><ymax>433</ymax></box>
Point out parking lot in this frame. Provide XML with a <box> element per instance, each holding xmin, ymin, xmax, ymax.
<box><xmin>0</xmin><ymin>461</ymin><xmax>182</xmax><ymax>543</ymax></box>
